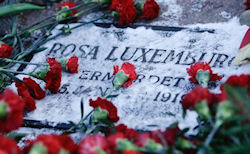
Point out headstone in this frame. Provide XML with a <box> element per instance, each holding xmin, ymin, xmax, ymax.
<box><xmin>12</xmin><ymin>19</ymin><xmax>250</xmax><ymax>130</ymax></box>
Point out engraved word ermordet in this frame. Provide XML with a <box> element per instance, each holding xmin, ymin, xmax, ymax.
<box><xmin>16</xmin><ymin>21</ymin><xmax>250</xmax><ymax>130</ymax></box>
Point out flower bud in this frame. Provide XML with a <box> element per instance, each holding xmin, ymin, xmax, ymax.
<box><xmin>144</xmin><ymin>139</ymin><xmax>163</xmax><ymax>152</ymax></box>
<box><xmin>94</xmin><ymin>148</ymin><xmax>106</xmax><ymax>154</ymax></box>
<box><xmin>59</xmin><ymin>56</ymin><xmax>78</xmax><ymax>73</ymax></box>
<box><xmin>0</xmin><ymin>101</ymin><xmax>8</xmax><ymax>119</ymax></box>
<box><xmin>29</xmin><ymin>68</ymin><xmax>49</xmax><ymax>80</ymax></box>
<box><xmin>196</xmin><ymin>69</ymin><xmax>210</xmax><ymax>88</ymax></box>
<box><xmin>136</xmin><ymin>1</ymin><xmax>145</xmax><ymax>11</ymax></box>
<box><xmin>216</xmin><ymin>100</ymin><xmax>234</xmax><ymax>124</ymax></box>
<box><xmin>116</xmin><ymin>139</ymin><xmax>138</xmax><ymax>151</ymax></box>
<box><xmin>57</xmin><ymin>1</ymin><xmax>77</xmax><ymax>21</ymax></box>
<box><xmin>111</xmin><ymin>11</ymin><xmax>120</xmax><ymax>18</ymax></box>
<box><xmin>29</xmin><ymin>143</ymin><xmax>47</xmax><ymax>154</ymax></box>
<box><xmin>194</xmin><ymin>100</ymin><xmax>211</xmax><ymax>120</ymax></box>
<box><xmin>93</xmin><ymin>107</ymin><xmax>108</xmax><ymax>122</ymax></box>
<box><xmin>113</xmin><ymin>70</ymin><xmax>129</xmax><ymax>90</ymax></box>
<box><xmin>175</xmin><ymin>138</ymin><xmax>196</xmax><ymax>149</ymax></box>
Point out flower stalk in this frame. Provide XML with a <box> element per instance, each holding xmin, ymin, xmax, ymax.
<box><xmin>1</xmin><ymin>58</ymin><xmax>48</xmax><ymax>66</ymax></box>
<box><xmin>0</xmin><ymin>68</ymin><xmax>30</xmax><ymax>75</ymax></box>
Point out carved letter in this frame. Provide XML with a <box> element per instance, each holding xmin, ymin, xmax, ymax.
<box><xmin>105</xmin><ymin>46</ymin><xmax>118</xmax><ymax>61</ymax></box>
<box><xmin>149</xmin><ymin>49</ymin><xmax>166</xmax><ymax>63</ymax></box>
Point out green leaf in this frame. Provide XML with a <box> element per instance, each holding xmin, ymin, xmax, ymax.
<box><xmin>221</xmin><ymin>140</ymin><xmax>250</xmax><ymax>154</ymax></box>
<box><xmin>80</xmin><ymin>98</ymin><xmax>84</xmax><ymax>119</ymax></box>
<box><xmin>6</xmin><ymin>132</ymin><xmax>27</xmax><ymax>142</ymax></box>
<box><xmin>224</xmin><ymin>84</ymin><xmax>250</xmax><ymax>108</ymax></box>
<box><xmin>221</xmin><ymin>125</ymin><xmax>250</xmax><ymax>135</ymax></box>
<box><xmin>0</xmin><ymin>3</ymin><xmax>45</xmax><ymax>17</ymax></box>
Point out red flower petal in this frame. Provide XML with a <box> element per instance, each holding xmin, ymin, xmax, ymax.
<box><xmin>15</xmin><ymin>81</ymin><xmax>37</xmax><ymax>111</ymax></box>
<box><xmin>45</xmin><ymin>58</ymin><xmax>62</xmax><ymax>93</ymax></box>
<box><xmin>245</xmin><ymin>0</ymin><xmax>250</xmax><ymax>10</ymax></box>
<box><xmin>0</xmin><ymin>89</ymin><xmax>24</xmax><ymax>133</ymax></box>
<box><xmin>54</xmin><ymin>135</ymin><xmax>77</xmax><ymax>153</ymax></box>
<box><xmin>0</xmin><ymin>43</ymin><xmax>13</xmax><ymax>58</ymax></box>
<box><xmin>182</xmin><ymin>86</ymin><xmax>212</xmax><ymax>109</ymax></box>
<box><xmin>162</xmin><ymin>127</ymin><xmax>180</xmax><ymax>145</ymax></box>
<box><xmin>89</xmin><ymin>97</ymin><xmax>119</xmax><ymax>123</ymax></box>
<box><xmin>24</xmin><ymin>134</ymin><xmax>75</xmax><ymax>154</ymax></box>
<box><xmin>225</xmin><ymin>74</ymin><xmax>250</xmax><ymax>88</ymax></box>
<box><xmin>107</xmin><ymin>132</ymin><xmax>125</xmax><ymax>148</ymax></box>
<box><xmin>134</xmin><ymin>133</ymin><xmax>151</xmax><ymax>147</ymax></box>
<box><xmin>59</xmin><ymin>1</ymin><xmax>77</xmax><ymax>16</ymax></box>
<box><xmin>110</xmin><ymin>0</ymin><xmax>137</xmax><ymax>25</ymax></box>
<box><xmin>141</xmin><ymin>0</ymin><xmax>160</xmax><ymax>20</ymax></box>
<box><xmin>66</xmin><ymin>56</ymin><xmax>79</xmax><ymax>73</ymax></box>
<box><xmin>115</xmin><ymin>124</ymin><xmax>138</xmax><ymax>139</ymax></box>
<box><xmin>23</xmin><ymin>77</ymin><xmax>45</xmax><ymax>100</ymax></box>
<box><xmin>113</xmin><ymin>65</ymin><xmax>119</xmax><ymax>75</ymax></box>
<box><xmin>186</xmin><ymin>62</ymin><xmax>222</xmax><ymax>83</ymax></box>
<box><xmin>0</xmin><ymin>135</ymin><xmax>22</xmax><ymax>154</ymax></box>
<box><xmin>78</xmin><ymin>134</ymin><xmax>109</xmax><ymax>154</ymax></box>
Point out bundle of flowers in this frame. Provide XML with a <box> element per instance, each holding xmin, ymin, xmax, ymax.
<box><xmin>0</xmin><ymin>60</ymin><xmax>249</xmax><ymax>154</ymax></box>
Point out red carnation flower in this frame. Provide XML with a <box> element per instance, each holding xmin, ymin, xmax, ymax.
<box><xmin>187</xmin><ymin>62</ymin><xmax>222</xmax><ymax>87</ymax></box>
<box><xmin>213</xmin><ymin>87</ymin><xmax>228</xmax><ymax>103</ymax></box>
<box><xmin>44</xmin><ymin>58</ymin><xmax>62</xmax><ymax>93</ymax></box>
<box><xmin>141</xmin><ymin>0</ymin><xmax>160</xmax><ymax>19</ymax></box>
<box><xmin>245</xmin><ymin>0</ymin><xmax>250</xmax><ymax>10</ymax></box>
<box><xmin>23</xmin><ymin>77</ymin><xmax>45</xmax><ymax>100</ymax></box>
<box><xmin>24</xmin><ymin>134</ymin><xmax>75</xmax><ymax>154</ymax></box>
<box><xmin>107</xmin><ymin>132</ymin><xmax>125</xmax><ymax>148</ymax></box>
<box><xmin>54</xmin><ymin>135</ymin><xmax>77</xmax><ymax>153</ymax></box>
<box><xmin>115</xmin><ymin>124</ymin><xmax>138</xmax><ymax>139</ymax></box>
<box><xmin>59</xmin><ymin>1</ymin><xmax>77</xmax><ymax>16</ymax></box>
<box><xmin>110</xmin><ymin>0</ymin><xmax>137</xmax><ymax>25</ymax></box>
<box><xmin>0</xmin><ymin>89</ymin><xmax>24</xmax><ymax>133</ymax></box>
<box><xmin>134</xmin><ymin>132</ymin><xmax>163</xmax><ymax>152</ymax></box>
<box><xmin>15</xmin><ymin>81</ymin><xmax>37</xmax><ymax>111</ymax></box>
<box><xmin>113</xmin><ymin>62</ymin><xmax>137</xmax><ymax>89</ymax></box>
<box><xmin>225</xmin><ymin>74</ymin><xmax>250</xmax><ymax>88</ymax></box>
<box><xmin>78</xmin><ymin>134</ymin><xmax>109</xmax><ymax>154</ymax></box>
<box><xmin>0</xmin><ymin>135</ymin><xmax>22</xmax><ymax>154</ymax></box>
<box><xmin>134</xmin><ymin>133</ymin><xmax>152</xmax><ymax>147</ymax></box>
<box><xmin>0</xmin><ymin>43</ymin><xmax>13</xmax><ymax>58</ymax></box>
<box><xmin>182</xmin><ymin>86</ymin><xmax>212</xmax><ymax>109</ymax></box>
<box><xmin>110</xmin><ymin>0</ymin><xmax>120</xmax><ymax>10</ymax></box>
<box><xmin>89</xmin><ymin>97</ymin><xmax>119</xmax><ymax>123</ymax></box>
<box><xmin>162</xmin><ymin>127</ymin><xmax>181</xmax><ymax>145</ymax></box>
<box><xmin>65</xmin><ymin>56</ymin><xmax>79</xmax><ymax>73</ymax></box>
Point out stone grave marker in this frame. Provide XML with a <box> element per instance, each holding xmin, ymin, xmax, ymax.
<box><xmin>13</xmin><ymin>20</ymin><xmax>250</xmax><ymax>131</ymax></box>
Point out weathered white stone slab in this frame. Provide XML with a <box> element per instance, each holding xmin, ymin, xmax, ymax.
<box><xmin>14</xmin><ymin>19</ymin><xmax>250</xmax><ymax>130</ymax></box>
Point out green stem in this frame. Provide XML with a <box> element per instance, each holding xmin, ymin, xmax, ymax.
<box><xmin>0</xmin><ymin>68</ymin><xmax>30</xmax><ymax>75</ymax></box>
<box><xmin>1</xmin><ymin>1</ymin><xmax>96</xmax><ymax>41</ymax></box>
<box><xmin>103</xmin><ymin>91</ymin><xmax>112</xmax><ymax>99</ymax></box>
<box><xmin>1</xmin><ymin>58</ymin><xmax>48</xmax><ymax>66</ymax></box>
<box><xmin>79</xmin><ymin>110</ymin><xmax>94</xmax><ymax>125</ymax></box>
<box><xmin>204</xmin><ymin>123</ymin><xmax>220</xmax><ymax>146</ymax></box>
<box><xmin>27</xmin><ymin>4</ymin><xmax>100</xmax><ymax>34</ymax></box>
<box><xmin>71</xmin><ymin>14</ymin><xmax>106</xmax><ymax>30</ymax></box>
<box><xmin>44</xmin><ymin>15</ymin><xmax>106</xmax><ymax>43</ymax></box>
<box><xmin>64</xmin><ymin>110</ymin><xmax>94</xmax><ymax>134</ymax></box>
